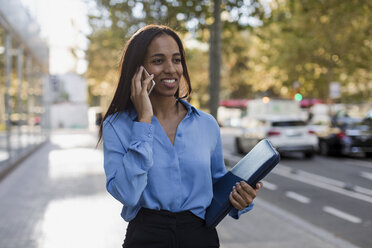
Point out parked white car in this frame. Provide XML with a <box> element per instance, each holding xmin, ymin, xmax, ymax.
<box><xmin>235</xmin><ymin>116</ymin><xmax>318</xmax><ymax>158</ymax></box>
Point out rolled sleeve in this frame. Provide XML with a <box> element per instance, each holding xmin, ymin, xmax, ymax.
<box><xmin>131</xmin><ymin>121</ymin><xmax>155</xmax><ymax>142</ymax></box>
<box><xmin>229</xmin><ymin>202</ymin><xmax>254</xmax><ymax>219</ymax></box>
<box><xmin>128</xmin><ymin>122</ymin><xmax>155</xmax><ymax>171</ymax></box>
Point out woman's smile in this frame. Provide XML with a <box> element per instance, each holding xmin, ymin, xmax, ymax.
<box><xmin>161</xmin><ymin>78</ymin><xmax>177</xmax><ymax>88</ymax></box>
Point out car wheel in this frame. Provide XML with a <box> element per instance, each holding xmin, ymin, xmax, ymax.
<box><xmin>366</xmin><ymin>152</ymin><xmax>372</xmax><ymax>158</ymax></box>
<box><xmin>319</xmin><ymin>141</ymin><xmax>329</xmax><ymax>156</ymax></box>
<box><xmin>304</xmin><ymin>152</ymin><xmax>314</xmax><ymax>159</ymax></box>
<box><xmin>235</xmin><ymin>138</ymin><xmax>245</xmax><ymax>155</ymax></box>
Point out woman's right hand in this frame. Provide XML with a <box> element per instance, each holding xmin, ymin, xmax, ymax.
<box><xmin>130</xmin><ymin>66</ymin><xmax>154</xmax><ymax>123</ymax></box>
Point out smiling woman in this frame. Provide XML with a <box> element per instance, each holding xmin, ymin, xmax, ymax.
<box><xmin>97</xmin><ymin>24</ymin><xmax>263</xmax><ymax>248</ymax></box>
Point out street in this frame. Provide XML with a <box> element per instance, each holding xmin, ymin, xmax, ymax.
<box><xmin>1</xmin><ymin>0</ymin><xmax>372</xmax><ymax>247</ymax></box>
<box><xmin>0</xmin><ymin>128</ymin><xmax>369</xmax><ymax>248</ymax></box>
<box><xmin>221</xmin><ymin>127</ymin><xmax>372</xmax><ymax>248</ymax></box>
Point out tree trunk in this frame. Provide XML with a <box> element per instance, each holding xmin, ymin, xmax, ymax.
<box><xmin>209</xmin><ymin>0</ymin><xmax>221</xmax><ymax>119</ymax></box>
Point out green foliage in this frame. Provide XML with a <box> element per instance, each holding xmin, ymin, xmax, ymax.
<box><xmin>185</xmin><ymin>47</ymin><xmax>209</xmax><ymax>109</ymax></box>
<box><xmin>254</xmin><ymin>0</ymin><xmax>372</xmax><ymax>102</ymax></box>
<box><xmin>85</xmin><ymin>0</ymin><xmax>372</xmax><ymax>108</ymax></box>
<box><xmin>85</xmin><ymin>0</ymin><xmax>264</xmax><ymax>108</ymax></box>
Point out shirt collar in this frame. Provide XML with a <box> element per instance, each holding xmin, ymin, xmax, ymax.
<box><xmin>178</xmin><ymin>98</ymin><xmax>200</xmax><ymax>117</ymax></box>
<box><xmin>128</xmin><ymin>98</ymin><xmax>200</xmax><ymax>121</ymax></box>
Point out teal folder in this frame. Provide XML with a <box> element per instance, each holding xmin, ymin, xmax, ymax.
<box><xmin>205</xmin><ymin>139</ymin><xmax>280</xmax><ymax>227</ymax></box>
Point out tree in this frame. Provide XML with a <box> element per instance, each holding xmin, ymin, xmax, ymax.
<box><xmin>86</xmin><ymin>0</ymin><xmax>264</xmax><ymax>116</ymax></box>
<box><xmin>254</xmin><ymin>0</ymin><xmax>372</xmax><ymax>102</ymax></box>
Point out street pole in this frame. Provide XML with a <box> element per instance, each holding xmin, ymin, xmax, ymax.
<box><xmin>209</xmin><ymin>0</ymin><xmax>222</xmax><ymax>119</ymax></box>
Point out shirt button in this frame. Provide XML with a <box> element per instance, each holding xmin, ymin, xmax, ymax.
<box><xmin>177</xmin><ymin>133</ymin><xmax>182</xmax><ymax>137</ymax></box>
<box><xmin>149</xmin><ymin>126</ymin><xmax>153</xmax><ymax>131</ymax></box>
<box><xmin>148</xmin><ymin>134</ymin><xmax>152</xmax><ymax>138</ymax></box>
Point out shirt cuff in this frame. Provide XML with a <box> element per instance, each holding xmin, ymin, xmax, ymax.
<box><xmin>229</xmin><ymin>202</ymin><xmax>254</xmax><ymax>219</ymax></box>
<box><xmin>131</xmin><ymin>121</ymin><xmax>154</xmax><ymax>143</ymax></box>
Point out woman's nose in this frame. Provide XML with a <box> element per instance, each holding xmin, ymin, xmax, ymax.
<box><xmin>164</xmin><ymin>60</ymin><xmax>176</xmax><ymax>74</ymax></box>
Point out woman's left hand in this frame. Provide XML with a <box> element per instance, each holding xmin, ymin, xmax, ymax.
<box><xmin>229</xmin><ymin>181</ymin><xmax>263</xmax><ymax>210</ymax></box>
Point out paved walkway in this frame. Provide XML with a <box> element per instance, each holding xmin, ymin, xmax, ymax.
<box><xmin>0</xmin><ymin>129</ymin><xmax>358</xmax><ymax>248</ymax></box>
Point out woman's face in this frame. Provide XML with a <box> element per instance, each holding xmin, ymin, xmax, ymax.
<box><xmin>143</xmin><ymin>34</ymin><xmax>183</xmax><ymax>97</ymax></box>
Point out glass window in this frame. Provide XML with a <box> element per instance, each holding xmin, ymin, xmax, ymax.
<box><xmin>9</xmin><ymin>37</ymin><xmax>20</xmax><ymax>154</ymax></box>
<box><xmin>34</xmin><ymin>69</ymin><xmax>44</xmax><ymax>143</ymax></box>
<box><xmin>28</xmin><ymin>63</ymin><xmax>44</xmax><ymax>144</ymax></box>
<box><xmin>22</xmin><ymin>55</ymin><xmax>32</xmax><ymax>147</ymax></box>
<box><xmin>0</xmin><ymin>14</ymin><xmax>49</xmax><ymax>167</ymax></box>
<box><xmin>19</xmin><ymin>51</ymin><xmax>28</xmax><ymax>149</ymax></box>
<box><xmin>0</xmin><ymin>25</ymin><xmax>7</xmax><ymax>163</ymax></box>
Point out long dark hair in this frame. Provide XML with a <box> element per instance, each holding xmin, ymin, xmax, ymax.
<box><xmin>97</xmin><ymin>24</ymin><xmax>192</xmax><ymax>144</ymax></box>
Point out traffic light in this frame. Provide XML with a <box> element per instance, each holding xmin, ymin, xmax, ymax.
<box><xmin>294</xmin><ymin>93</ymin><xmax>303</xmax><ymax>101</ymax></box>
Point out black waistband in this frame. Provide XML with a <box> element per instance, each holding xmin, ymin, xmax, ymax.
<box><xmin>140</xmin><ymin>208</ymin><xmax>194</xmax><ymax>216</ymax></box>
<box><xmin>135</xmin><ymin>208</ymin><xmax>204</xmax><ymax>226</ymax></box>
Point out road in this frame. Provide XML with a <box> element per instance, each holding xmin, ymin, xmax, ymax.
<box><xmin>221</xmin><ymin>127</ymin><xmax>372</xmax><ymax>248</ymax></box>
<box><xmin>0</xmin><ymin>128</ymin><xmax>370</xmax><ymax>248</ymax></box>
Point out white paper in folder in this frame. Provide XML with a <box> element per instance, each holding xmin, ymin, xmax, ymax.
<box><xmin>230</xmin><ymin>139</ymin><xmax>279</xmax><ymax>181</ymax></box>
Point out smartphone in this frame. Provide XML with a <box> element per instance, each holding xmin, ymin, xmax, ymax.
<box><xmin>142</xmin><ymin>67</ymin><xmax>156</xmax><ymax>95</ymax></box>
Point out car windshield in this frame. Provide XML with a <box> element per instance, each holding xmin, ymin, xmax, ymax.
<box><xmin>272</xmin><ymin>120</ymin><xmax>306</xmax><ymax>127</ymax></box>
<box><xmin>349</xmin><ymin>119</ymin><xmax>372</xmax><ymax>130</ymax></box>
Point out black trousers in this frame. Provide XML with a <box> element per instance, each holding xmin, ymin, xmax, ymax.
<box><xmin>122</xmin><ymin>208</ymin><xmax>220</xmax><ymax>248</ymax></box>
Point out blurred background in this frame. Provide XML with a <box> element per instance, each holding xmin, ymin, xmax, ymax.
<box><xmin>0</xmin><ymin>0</ymin><xmax>371</xmax><ymax>248</ymax></box>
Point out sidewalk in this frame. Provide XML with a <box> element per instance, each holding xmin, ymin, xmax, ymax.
<box><xmin>0</xmin><ymin>129</ymin><xmax>358</xmax><ymax>248</ymax></box>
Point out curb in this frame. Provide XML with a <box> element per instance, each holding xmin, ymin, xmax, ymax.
<box><xmin>0</xmin><ymin>141</ymin><xmax>47</xmax><ymax>182</ymax></box>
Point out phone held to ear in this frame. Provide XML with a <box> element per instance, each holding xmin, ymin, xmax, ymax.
<box><xmin>142</xmin><ymin>67</ymin><xmax>156</xmax><ymax>95</ymax></box>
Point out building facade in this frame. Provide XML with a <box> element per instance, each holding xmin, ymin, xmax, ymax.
<box><xmin>0</xmin><ymin>0</ymin><xmax>50</xmax><ymax>175</ymax></box>
<box><xmin>50</xmin><ymin>73</ymin><xmax>89</xmax><ymax>129</ymax></box>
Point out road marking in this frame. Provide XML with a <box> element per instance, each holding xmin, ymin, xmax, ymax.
<box><xmin>273</xmin><ymin>164</ymin><xmax>372</xmax><ymax>204</ymax></box>
<box><xmin>261</xmin><ymin>180</ymin><xmax>278</xmax><ymax>190</ymax></box>
<box><xmin>255</xmin><ymin>199</ymin><xmax>360</xmax><ymax>248</ymax></box>
<box><xmin>344</xmin><ymin>159</ymin><xmax>372</xmax><ymax>169</ymax></box>
<box><xmin>323</xmin><ymin>206</ymin><xmax>362</xmax><ymax>224</ymax></box>
<box><xmin>223</xmin><ymin>153</ymin><xmax>372</xmax><ymax>202</ymax></box>
<box><xmin>285</xmin><ymin>191</ymin><xmax>311</xmax><ymax>204</ymax></box>
<box><xmin>360</xmin><ymin>171</ymin><xmax>372</xmax><ymax>181</ymax></box>
<box><xmin>279</xmin><ymin>164</ymin><xmax>372</xmax><ymax>197</ymax></box>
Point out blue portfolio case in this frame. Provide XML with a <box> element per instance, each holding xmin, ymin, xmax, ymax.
<box><xmin>205</xmin><ymin>139</ymin><xmax>280</xmax><ymax>228</ymax></box>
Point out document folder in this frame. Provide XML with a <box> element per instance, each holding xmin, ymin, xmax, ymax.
<box><xmin>205</xmin><ymin>139</ymin><xmax>280</xmax><ymax>228</ymax></box>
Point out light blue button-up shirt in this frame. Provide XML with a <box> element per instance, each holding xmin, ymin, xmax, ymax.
<box><xmin>102</xmin><ymin>99</ymin><xmax>252</xmax><ymax>222</ymax></box>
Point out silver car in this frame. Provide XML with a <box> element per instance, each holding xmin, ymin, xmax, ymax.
<box><xmin>235</xmin><ymin>116</ymin><xmax>318</xmax><ymax>158</ymax></box>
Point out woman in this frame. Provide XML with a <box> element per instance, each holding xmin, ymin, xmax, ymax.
<box><xmin>99</xmin><ymin>24</ymin><xmax>263</xmax><ymax>248</ymax></box>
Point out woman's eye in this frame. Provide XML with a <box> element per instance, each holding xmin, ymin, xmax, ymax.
<box><xmin>153</xmin><ymin>59</ymin><xmax>163</xmax><ymax>64</ymax></box>
<box><xmin>174</xmin><ymin>58</ymin><xmax>182</xmax><ymax>63</ymax></box>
